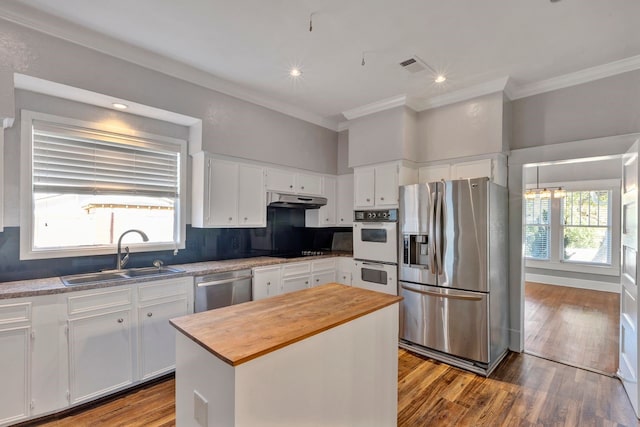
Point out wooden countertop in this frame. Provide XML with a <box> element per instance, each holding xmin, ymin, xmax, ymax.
<box><xmin>170</xmin><ymin>283</ymin><xmax>402</xmax><ymax>366</ymax></box>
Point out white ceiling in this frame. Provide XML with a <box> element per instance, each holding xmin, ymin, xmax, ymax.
<box><xmin>5</xmin><ymin>0</ymin><xmax>640</xmax><ymax>128</ymax></box>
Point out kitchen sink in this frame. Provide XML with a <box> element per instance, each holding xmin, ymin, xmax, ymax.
<box><xmin>61</xmin><ymin>266</ymin><xmax>184</xmax><ymax>286</ymax></box>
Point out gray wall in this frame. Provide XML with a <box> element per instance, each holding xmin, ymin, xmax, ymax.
<box><xmin>348</xmin><ymin>107</ymin><xmax>406</xmax><ymax>167</ymax></box>
<box><xmin>0</xmin><ymin>18</ymin><xmax>338</xmax><ymax>173</ymax></box>
<box><xmin>336</xmin><ymin>130</ymin><xmax>350</xmax><ymax>175</ymax></box>
<box><xmin>523</xmin><ymin>158</ymin><xmax>622</xmax><ymax>185</ymax></box>
<box><xmin>416</xmin><ymin>92</ymin><xmax>505</xmax><ymax>162</ymax></box>
<box><xmin>512</xmin><ymin>70</ymin><xmax>640</xmax><ymax>149</ymax></box>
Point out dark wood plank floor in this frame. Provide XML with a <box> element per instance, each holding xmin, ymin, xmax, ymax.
<box><xmin>525</xmin><ymin>282</ymin><xmax>619</xmax><ymax>374</ymax></box>
<box><xmin>30</xmin><ymin>349</ymin><xmax>638</xmax><ymax>427</ymax></box>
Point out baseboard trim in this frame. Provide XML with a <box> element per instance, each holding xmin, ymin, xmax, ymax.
<box><xmin>526</xmin><ymin>273</ymin><xmax>620</xmax><ymax>294</ymax></box>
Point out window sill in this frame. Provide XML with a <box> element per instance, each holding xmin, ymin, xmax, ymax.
<box><xmin>525</xmin><ymin>259</ymin><xmax>619</xmax><ymax>277</ymax></box>
<box><xmin>20</xmin><ymin>242</ymin><xmax>185</xmax><ymax>261</ymax></box>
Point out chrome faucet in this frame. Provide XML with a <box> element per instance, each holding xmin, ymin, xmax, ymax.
<box><xmin>116</xmin><ymin>229</ymin><xmax>149</xmax><ymax>270</ymax></box>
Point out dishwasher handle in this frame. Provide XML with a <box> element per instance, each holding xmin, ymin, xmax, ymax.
<box><xmin>196</xmin><ymin>274</ymin><xmax>253</xmax><ymax>287</ymax></box>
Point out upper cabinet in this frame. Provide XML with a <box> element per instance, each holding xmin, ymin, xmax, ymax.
<box><xmin>418</xmin><ymin>155</ymin><xmax>507</xmax><ymax>187</ymax></box>
<box><xmin>266</xmin><ymin>168</ymin><xmax>323</xmax><ymax>196</ymax></box>
<box><xmin>354</xmin><ymin>162</ymin><xmax>417</xmax><ymax>209</ymax></box>
<box><xmin>305</xmin><ymin>176</ymin><xmax>336</xmax><ymax>227</ymax></box>
<box><xmin>192</xmin><ymin>153</ymin><xmax>266</xmax><ymax>228</ymax></box>
<box><xmin>336</xmin><ymin>174</ymin><xmax>354</xmax><ymax>226</ymax></box>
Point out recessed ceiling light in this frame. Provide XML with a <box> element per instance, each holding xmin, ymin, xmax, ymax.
<box><xmin>434</xmin><ymin>75</ymin><xmax>446</xmax><ymax>83</ymax></box>
<box><xmin>112</xmin><ymin>103</ymin><xmax>128</xmax><ymax>110</ymax></box>
<box><xmin>289</xmin><ymin>68</ymin><xmax>302</xmax><ymax>77</ymax></box>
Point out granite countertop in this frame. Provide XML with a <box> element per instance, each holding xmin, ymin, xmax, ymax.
<box><xmin>0</xmin><ymin>252</ymin><xmax>353</xmax><ymax>299</ymax></box>
<box><xmin>170</xmin><ymin>283</ymin><xmax>402</xmax><ymax>366</ymax></box>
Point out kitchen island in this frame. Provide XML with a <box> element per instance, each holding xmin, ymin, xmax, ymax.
<box><xmin>170</xmin><ymin>283</ymin><xmax>401</xmax><ymax>427</ymax></box>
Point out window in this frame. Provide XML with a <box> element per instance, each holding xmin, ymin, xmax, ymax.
<box><xmin>21</xmin><ymin>111</ymin><xmax>186</xmax><ymax>259</ymax></box>
<box><xmin>562</xmin><ymin>190</ymin><xmax>611</xmax><ymax>265</ymax></box>
<box><xmin>524</xmin><ymin>197</ymin><xmax>550</xmax><ymax>260</ymax></box>
<box><xmin>524</xmin><ymin>179</ymin><xmax>620</xmax><ymax>276</ymax></box>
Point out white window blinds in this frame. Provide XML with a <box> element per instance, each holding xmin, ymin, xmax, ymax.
<box><xmin>32</xmin><ymin>120</ymin><xmax>180</xmax><ymax>198</ymax></box>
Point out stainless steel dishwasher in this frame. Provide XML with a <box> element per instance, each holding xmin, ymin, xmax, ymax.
<box><xmin>194</xmin><ymin>269</ymin><xmax>253</xmax><ymax>313</ymax></box>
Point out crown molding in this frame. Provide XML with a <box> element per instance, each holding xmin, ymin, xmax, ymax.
<box><xmin>510</xmin><ymin>54</ymin><xmax>640</xmax><ymax>100</ymax></box>
<box><xmin>0</xmin><ymin>4</ymin><xmax>339</xmax><ymax>131</ymax></box>
<box><xmin>412</xmin><ymin>77</ymin><xmax>511</xmax><ymax>111</ymax></box>
<box><xmin>341</xmin><ymin>95</ymin><xmax>408</xmax><ymax>120</ymax></box>
<box><xmin>337</xmin><ymin>121</ymin><xmax>350</xmax><ymax>132</ymax></box>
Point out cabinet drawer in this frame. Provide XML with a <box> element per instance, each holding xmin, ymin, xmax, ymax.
<box><xmin>311</xmin><ymin>259</ymin><xmax>336</xmax><ymax>272</ymax></box>
<box><xmin>138</xmin><ymin>277</ymin><xmax>190</xmax><ymax>302</ymax></box>
<box><xmin>281</xmin><ymin>262</ymin><xmax>311</xmax><ymax>277</ymax></box>
<box><xmin>67</xmin><ymin>288</ymin><xmax>132</xmax><ymax>316</ymax></box>
<box><xmin>0</xmin><ymin>302</ymin><xmax>31</xmax><ymax>324</ymax></box>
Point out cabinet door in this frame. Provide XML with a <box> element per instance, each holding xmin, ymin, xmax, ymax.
<box><xmin>450</xmin><ymin>159</ymin><xmax>492</xmax><ymax>180</ymax></box>
<box><xmin>209</xmin><ymin>159</ymin><xmax>239</xmax><ymax>226</ymax></box>
<box><xmin>320</xmin><ymin>176</ymin><xmax>336</xmax><ymax>226</ymax></box>
<box><xmin>252</xmin><ymin>266</ymin><xmax>281</xmax><ymax>300</ymax></box>
<box><xmin>419</xmin><ymin>165</ymin><xmax>450</xmax><ymax>183</ymax></box>
<box><xmin>296</xmin><ymin>173</ymin><xmax>323</xmax><ymax>195</ymax></box>
<box><xmin>138</xmin><ymin>298</ymin><xmax>187</xmax><ymax>380</ymax></box>
<box><xmin>337</xmin><ymin>174</ymin><xmax>354</xmax><ymax>226</ymax></box>
<box><xmin>238</xmin><ymin>164</ymin><xmax>266</xmax><ymax>227</ymax></box>
<box><xmin>337</xmin><ymin>271</ymin><xmax>352</xmax><ymax>286</ymax></box>
<box><xmin>266</xmin><ymin>168</ymin><xmax>296</xmax><ymax>193</ymax></box>
<box><xmin>374</xmin><ymin>164</ymin><xmax>399</xmax><ymax>206</ymax></box>
<box><xmin>68</xmin><ymin>309</ymin><xmax>134</xmax><ymax>404</ymax></box>
<box><xmin>0</xmin><ymin>325</ymin><xmax>30</xmax><ymax>425</ymax></box>
<box><xmin>312</xmin><ymin>270</ymin><xmax>336</xmax><ymax>287</ymax></box>
<box><xmin>281</xmin><ymin>275</ymin><xmax>310</xmax><ymax>294</ymax></box>
<box><xmin>354</xmin><ymin>168</ymin><xmax>375</xmax><ymax>208</ymax></box>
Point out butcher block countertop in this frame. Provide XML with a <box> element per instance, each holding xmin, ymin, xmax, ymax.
<box><xmin>170</xmin><ymin>283</ymin><xmax>402</xmax><ymax>366</ymax></box>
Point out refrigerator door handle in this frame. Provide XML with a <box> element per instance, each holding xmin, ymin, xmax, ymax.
<box><xmin>435</xmin><ymin>190</ymin><xmax>443</xmax><ymax>275</ymax></box>
<box><xmin>429</xmin><ymin>191</ymin><xmax>437</xmax><ymax>275</ymax></box>
<box><xmin>400</xmin><ymin>284</ymin><xmax>483</xmax><ymax>301</ymax></box>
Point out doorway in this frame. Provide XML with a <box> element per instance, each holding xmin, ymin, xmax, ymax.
<box><xmin>522</xmin><ymin>157</ymin><xmax>622</xmax><ymax>375</ymax></box>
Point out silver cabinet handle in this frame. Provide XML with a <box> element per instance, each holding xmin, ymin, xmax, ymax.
<box><xmin>301</xmin><ymin>186</ymin><xmax>305</xmax><ymax>190</ymax></box>
<box><xmin>244</xmin><ymin>217</ymin><xmax>248</xmax><ymax>221</ymax></box>
<box><xmin>289</xmin><ymin>184</ymin><xmax>293</xmax><ymax>189</ymax></box>
<box><xmin>305</xmin><ymin>281</ymin><xmax>309</xmax><ymax>285</ymax></box>
<box><xmin>366</xmin><ymin>198</ymin><xmax>370</xmax><ymax>202</ymax></box>
<box><xmin>228</xmin><ymin>217</ymin><xmax>233</xmax><ymax>221</ymax></box>
<box><xmin>401</xmin><ymin>284</ymin><xmax>483</xmax><ymax>301</ymax></box>
<box><xmin>117</xmin><ymin>318</ymin><xmax>124</xmax><ymax>323</ymax></box>
<box><xmin>267</xmin><ymin>281</ymin><xmax>271</xmax><ymax>286</ymax></box>
<box><xmin>147</xmin><ymin>312</ymin><xmax>153</xmax><ymax>317</ymax></box>
<box><xmin>380</xmin><ymin>197</ymin><xmax>384</xmax><ymax>201</ymax></box>
<box><xmin>196</xmin><ymin>275</ymin><xmax>253</xmax><ymax>287</ymax></box>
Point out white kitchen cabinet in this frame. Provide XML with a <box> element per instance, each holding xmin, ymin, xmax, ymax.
<box><xmin>281</xmin><ymin>275</ymin><xmax>311</xmax><ymax>294</ymax></box>
<box><xmin>137</xmin><ymin>278</ymin><xmax>190</xmax><ymax>381</ymax></box>
<box><xmin>336</xmin><ymin>174</ymin><xmax>354</xmax><ymax>226</ymax></box>
<box><xmin>67</xmin><ymin>307</ymin><xmax>134</xmax><ymax>405</ymax></box>
<box><xmin>66</xmin><ymin>287</ymin><xmax>134</xmax><ymax>405</ymax></box>
<box><xmin>0</xmin><ymin>301</ymin><xmax>31</xmax><ymax>426</ymax></box>
<box><xmin>252</xmin><ymin>266</ymin><xmax>281</xmax><ymax>300</ymax></box>
<box><xmin>354</xmin><ymin>162</ymin><xmax>416</xmax><ymax>209</ymax></box>
<box><xmin>311</xmin><ymin>259</ymin><xmax>337</xmax><ymax>287</ymax></box>
<box><xmin>354</xmin><ymin>167</ymin><xmax>375</xmax><ymax>207</ymax></box>
<box><xmin>418</xmin><ymin>164</ymin><xmax>451</xmax><ymax>183</ymax></box>
<box><xmin>266</xmin><ymin>168</ymin><xmax>323</xmax><ymax>196</ymax></box>
<box><xmin>305</xmin><ymin>176</ymin><xmax>336</xmax><ymax>227</ymax></box>
<box><xmin>192</xmin><ymin>153</ymin><xmax>266</xmax><ymax>228</ymax></box>
<box><xmin>417</xmin><ymin>155</ymin><xmax>507</xmax><ymax>187</ymax></box>
<box><xmin>336</xmin><ymin>257</ymin><xmax>355</xmax><ymax>286</ymax></box>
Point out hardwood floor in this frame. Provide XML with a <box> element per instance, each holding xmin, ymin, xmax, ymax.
<box><xmin>525</xmin><ymin>282</ymin><xmax>619</xmax><ymax>374</ymax></box>
<box><xmin>28</xmin><ymin>350</ymin><xmax>639</xmax><ymax>427</ymax></box>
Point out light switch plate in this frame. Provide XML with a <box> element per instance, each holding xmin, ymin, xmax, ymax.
<box><xmin>194</xmin><ymin>390</ymin><xmax>208</xmax><ymax>427</ymax></box>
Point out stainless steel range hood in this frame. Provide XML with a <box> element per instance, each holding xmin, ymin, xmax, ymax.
<box><xmin>267</xmin><ymin>192</ymin><xmax>327</xmax><ymax>209</ymax></box>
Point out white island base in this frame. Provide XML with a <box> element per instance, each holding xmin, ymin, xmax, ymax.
<box><xmin>175</xmin><ymin>303</ymin><xmax>399</xmax><ymax>427</ymax></box>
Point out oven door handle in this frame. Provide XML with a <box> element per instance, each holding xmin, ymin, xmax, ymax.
<box><xmin>361</xmin><ymin>262</ymin><xmax>387</xmax><ymax>268</ymax></box>
<box><xmin>400</xmin><ymin>284</ymin><xmax>483</xmax><ymax>301</ymax></box>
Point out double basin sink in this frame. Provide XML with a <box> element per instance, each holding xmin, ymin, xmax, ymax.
<box><xmin>61</xmin><ymin>266</ymin><xmax>185</xmax><ymax>286</ymax></box>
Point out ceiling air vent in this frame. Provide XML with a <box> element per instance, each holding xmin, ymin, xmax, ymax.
<box><xmin>399</xmin><ymin>56</ymin><xmax>428</xmax><ymax>74</ymax></box>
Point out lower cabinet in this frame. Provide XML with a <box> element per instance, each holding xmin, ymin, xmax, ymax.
<box><xmin>252</xmin><ymin>266</ymin><xmax>281</xmax><ymax>301</ymax></box>
<box><xmin>138</xmin><ymin>298</ymin><xmax>187</xmax><ymax>380</ymax></box>
<box><xmin>0</xmin><ymin>306</ymin><xmax>30</xmax><ymax>426</ymax></box>
<box><xmin>281</xmin><ymin>275</ymin><xmax>311</xmax><ymax>293</ymax></box>
<box><xmin>67</xmin><ymin>307</ymin><xmax>135</xmax><ymax>405</ymax></box>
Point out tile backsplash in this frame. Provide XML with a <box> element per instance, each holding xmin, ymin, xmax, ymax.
<box><xmin>0</xmin><ymin>207</ymin><xmax>351</xmax><ymax>282</ymax></box>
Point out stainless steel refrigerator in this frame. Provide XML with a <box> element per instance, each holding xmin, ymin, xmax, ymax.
<box><xmin>398</xmin><ymin>177</ymin><xmax>509</xmax><ymax>376</ymax></box>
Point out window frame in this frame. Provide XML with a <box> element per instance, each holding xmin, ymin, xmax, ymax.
<box><xmin>20</xmin><ymin>110</ymin><xmax>187</xmax><ymax>260</ymax></box>
<box><xmin>525</xmin><ymin>179</ymin><xmax>621</xmax><ymax>276</ymax></box>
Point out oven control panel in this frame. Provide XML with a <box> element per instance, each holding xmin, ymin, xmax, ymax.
<box><xmin>354</xmin><ymin>209</ymin><xmax>398</xmax><ymax>222</ymax></box>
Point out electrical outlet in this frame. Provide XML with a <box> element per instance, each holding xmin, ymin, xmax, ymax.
<box><xmin>194</xmin><ymin>390</ymin><xmax>208</xmax><ymax>427</ymax></box>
